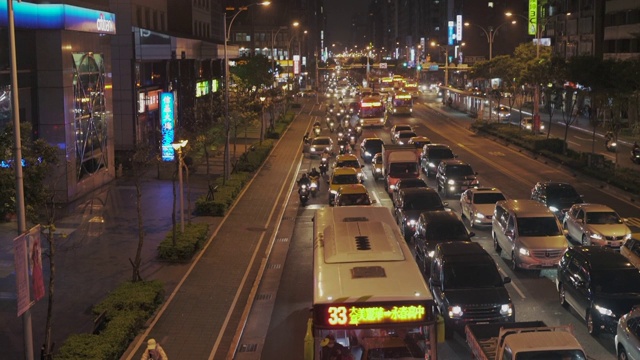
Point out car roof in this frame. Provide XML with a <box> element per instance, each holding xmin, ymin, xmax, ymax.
<box><xmin>332</xmin><ymin>167</ymin><xmax>358</xmax><ymax>175</ymax></box>
<box><xmin>425</xmin><ymin>143</ymin><xmax>452</xmax><ymax>149</ymax></box>
<box><xmin>571</xmin><ymin>246</ymin><xmax>636</xmax><ymax>270</ymax></box>
<box><xmin>337</xmin><ymin>184</ymin><xmax>368</xmax><ymax>194</ymax></box>
<box><xmin>466</xmin><ymin>187</ymin><xmax>502</xmax><ymax>194</ymax></box>
<box><xmin>393</xmin><ymin>124</ymin><xmax>412</xmax><ymax>129</ymax></box>
<box><xmin>440</xmin><ymin>159</ymin><xmax>468</xmax><ymax>166</ymax></box>
<box><xmin>336</xmin><ymin>154</ymin><xmax>358</xmax><ymax>161</ymax></box>
<box><xmin>419</xmin><ymin>210</ymin><xmax>460</xmax><ymax>222</ymax></box>
<box><xmin>570</xmin><ymin>203</ymin><xmax>614</xmax><ymax>212</ymax></box>
<box><xmin>312</xmin><ymin>136</ymin><xmax>332</xmax><ymax>142</ymax></box>
<box><xmin>400</xmin><ymin>187</ymin><xmax>438</xmax><ymax>196</ymax></box>
<box><xmin>363</xmin><ymin>137</ymin><xmax>383</xmax><ymax>143</ymax></box>
<box><xmin>538</xmin><ymin>181</ymin><xmax>575</xmax><ymax>189</ymax></box>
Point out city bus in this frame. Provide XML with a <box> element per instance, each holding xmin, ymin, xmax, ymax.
<box><xmin>358</xmin><ymin>96</ymin><xmax>388</xmax><ymax>127</ymax></box>
<box><xmin>403</xmin><ymin>81</ymin><xmax>420</xmax><ymax>99</ymax></box>
<box><xmin>377</xmin><ymin>77</ymin><xmax>394</xmax><ymax>95</ymax></box>
<box><xmin>310</xmin><ymin>206</ymin><xmax>437</xmax><ymax>360</ymax></box>
<box><xmin>388</xmin><ymin>91</ymin><xmax>413</xmax><ymax>116</ymax></box>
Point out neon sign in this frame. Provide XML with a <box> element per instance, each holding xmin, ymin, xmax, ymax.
<box><xmin>315</xmin><ymin>302</ymin><xmax>430</xmax><ymax>327</ymax></box>
<box><xmin>160</xmin><ymin>92</ymin><xmax>175</xmax><ymax>161</ymax></box>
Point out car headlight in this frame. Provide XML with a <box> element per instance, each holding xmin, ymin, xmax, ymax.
<box><xmin>448</xmin><ymin>305</ymin><xmax>463</xmax><ymax>319</ymax></box>
<box><xmin>330</xmin><ymin>190</ymin><xmax>338</xmax><ymax>195</ymax></box>
<box><xmin>500</xmin><ymin>304</ymin><xmax>513</xmax><ymax>317</ymax></box>
<box><xmin>518</xmin><ymin>247</ymin><xmax>530</xmax><ymax>256</ymax></box>
<box><xmin>540</xmin><ymin>124</ymin><xmax>545</xmax><ymax>130</ymax></box>
<box><xmin>474</xmin><ymin>212</ymin><xmax>485</xmax><ymax>219</ymax></box>
<box><xmin>375</xmin><ymin>168</ymin><xmax>382</xmax><ymax>173</ymax></box>
<box><xmin>625</xmin><ymin>233</ymin><xmax>632</xmax><ymax>240</ymax></box>
<box><xmin>428</xmin><ymin>250</ymin><xmax>435</xmax><ymax>258</ymax></box>
<box><xmin>595</xmin><ymin>304</ymin><xmax>614</xmax><ymax>317</ymax></box>
<box><xmin>365</xmin><ymin>151</ymin><xmax>371</xmax><ymax>157</ymax></box>
<box><xmin>398</xmin><ymin>141</ymin><xmax>404</xmax><ymax>145</ymax></box>
<box><xmin>310</xmin><ymin>147</ymin><xmax>316</xmax><ymax>152</ymax></box>
<box><xmin>428</xmin><ymin>163</ymin><xmax>436</xmax><ymax>168</ymax></box>
<box><xmin>389</xmin><ymin>184</ymin><xmax>396</xmax><ymax>190</ymax></box>
<box><xmin>408</xmin><ymin>219</ymin><xmax>417</xmax><ymax>226</ymax></box>
<box><xmin>589</xmin><ymin>233</ymin><xmax>603</xmax><ymax>240</ymax></box>
<box><xmin>447</xmin><ymin>179</ymin><xmax>455</xmax><ymax>185</ymax></box>
<box><xmin>549</xmin><ymin>206</ymin><xmax>559</xmax><ymax>213</ymax></box>
<box><xmin>379</xmin><ymin>118</ymin><xmax>384</xmax><ymax>123</ymax></box>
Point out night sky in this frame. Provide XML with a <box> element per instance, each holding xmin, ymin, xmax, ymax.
<box><xmin>324</xmin><ymin>0</ymin><xmax>368</xmax><ymax>46</ymax></box>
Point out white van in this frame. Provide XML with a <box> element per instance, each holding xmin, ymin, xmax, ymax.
<box><xmin>492</xmin><ymin>199</ymin><xmax>568</xmax><ymax>271</ymax></box>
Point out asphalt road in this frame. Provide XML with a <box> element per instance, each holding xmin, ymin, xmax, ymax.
<box><xmin>248</xmin><ymin>94</ymin><xmax>638</xmax><ymax>359</ymax></box>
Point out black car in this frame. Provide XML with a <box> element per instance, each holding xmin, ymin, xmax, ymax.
<box><xmin>557</xmin><ymin>246</ymin><xmax>640</xmax><ymax>335</ymax></box>
<box><xmin>531</xmin><ymin>181</ymin><xmax>584</xmax><ymax>218</ymax></box>
<box><xmin>429</xmin><ymin>242</ymin><xmax>514</xmax><ymax>339</ymax></box>
<box><xmin>436</xmin><ymin>159</ymin><xmax>479</xmax><ymax>198</ymax></box>
<box><xmin>394</xmin><ymin>188</ymin><xmax>447</xmax><ymax>241</ymax></box>
<box><xmin>359</xmin><ymin>137</ymin><xmax>384</xmax><ymax>163</ymax></box>
<box><xmin>413</xmin><ymin>210</ymin><xmax>475</xmax><ymax>274</ymax></box>
<box><xmin>421</xmin><ymin>144</ymin><xmax>456</xmax><ymax>177</ymax></box>
<box><xmin>391</xmin><ymin>178</ymin><xmax>428</xmax><ymax>204</ymax></box>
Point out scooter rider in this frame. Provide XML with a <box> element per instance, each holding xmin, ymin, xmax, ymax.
<box><xmin>298</xmin><ymin>172</ymin><xmax>311</xmax><ymax>188</ymax></box>
<box><xmin>308</xmin><ymin>167</ymin><xmax>321</xmax><ymax>191</ymax></box>
<box><xmin>303</xmin><ymin>132</ymin><xmax>310</xmax><ymax>144</ymax></box>
<box><xmin>605</xmin><ymin>131</ymin><xmax>614</xmax><ymax>145</ymax></box>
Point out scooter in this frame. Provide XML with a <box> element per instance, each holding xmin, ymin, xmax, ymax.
<box><xmin>299</xmin><ymin>185</ymin><xmax>309</xmax><ymax>206</ymax></box>
<box><xmin>605</xmin><ymin>139</ymin><xmax>617</xmax><ymax>152</ymax></box>
<box><xmin>319</xmin><ymin>158</ymin><xmax>329</xmax><ymax>176</ymax></box>
<box><xmin>631</xmin><ymin>148</ymin><xmax>640</xmax><ymax>164</ymax></box>
<box><xmin>309</xmin><ymin>175</ymin><xmax>319</xmax><ymax>198</ymax></box>
<box><xmin>313</xmin><ymin>125</ymin><xmax>321</xmax><ymax>136</ymax></box>
<box><xmin>328</xmin><ymin>120</ymin><xmax>335</xmax><ymax>133</ymax></box>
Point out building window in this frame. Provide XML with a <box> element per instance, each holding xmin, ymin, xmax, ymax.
<box><xmin>72</xmin><ymin>53</ymin><xmax>108</xmax><ymax>180</ymax></box>
<box><xmin>136</xmin><ymin>6</ymin><xmax>142</xmax><ymax>27</ymax></box>
<box><xmin>153</xmin><ymin>10</ymin><xmax>158</xmax><ymax>30</ymax></box>
<box><xmin>160</xmin><ymin>13</ymin><xmax>165</xmax><ymax>31</ymax></box>
<box><xmin>145</xmin><ymin>8</ymin><xmax>151</xmax><ymax>28</ymax></box>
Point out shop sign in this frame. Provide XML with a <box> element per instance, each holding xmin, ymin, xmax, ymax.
<box><xmin>160</xmin><ymin>92</ymin><xmax>175</xmax><ymax>161</ymax></box>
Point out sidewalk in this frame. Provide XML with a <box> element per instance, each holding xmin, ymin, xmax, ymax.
<box><xmin>0</xmin><ymin>123</ymin><xmax>264</xmax><ymax>358</ymax></box>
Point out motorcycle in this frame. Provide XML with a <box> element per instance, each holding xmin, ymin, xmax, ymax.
<box><xmin>309</xmin><ymin>175</ymin><xmax>319</xmax><ymax>198</ymax></box>
<box><xmin>337</xmin><ymin>131</ymin><xmax>345</xmax><ymax>143</ymax></box>
<box><xmin>355</xmin><ymin>125</ymin><xmax>363</xmax><ymax>137</ymax></box>
<box><xmin>313</xmin><ymin>125</ymin><xmax>322</xmax><ymax>136</ymax></box>
<box><xmin>605</xmin><ymin>139</ymin><xmax>617</xmax><ymax>152</ymax></box>
<box><xmin>338</xmin><ymin>143</ymin><xmax>350</xmax><ymax>155</ymax></box>
<box><xmin>299</xmin><ymin>184</ymin><xmax>309</xmax><ymax>205</ymax></box>
<box><xmin>320</xmin><ymin>157</ymin><xmax>329</xmax><ymax>176</ymax></box>
<box><xmin>631</xmin><ymin>148</ymin><xmax>640</xmax><ymax>164</ymax></box>
<box><xmin>328</xmin><ymin>120</ymin><xmax>335</xmax><ymax>133</ymax></box>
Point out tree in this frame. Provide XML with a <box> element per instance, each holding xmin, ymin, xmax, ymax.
<box><xmin>0</xmin><ymin>122</ymin><xmax>58</xmax><ymax>222</ymax></box>
<box><xmin>232</xmin><ymin>54</ymin><xmax>273</xmax><ymax>92</ymax></box>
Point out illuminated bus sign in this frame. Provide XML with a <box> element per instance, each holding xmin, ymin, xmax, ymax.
<box><xmin>314</xmin><ymin>302</ymin><xmax>430</xmax><ymax>328</ymax></box>
<box><xmin>361</xmin><ymin>101</ymin><xmax>382</xmax><ymax>107</ymax></box>
<box><xmin>160</xmin><ymin>92</ymin><xmax>175</xmax><ymax>161</ymax></box>
<box><xmin>395</xmin><ymin>94</ymin><xmax>412</xmax><ymax>100</ymax></box>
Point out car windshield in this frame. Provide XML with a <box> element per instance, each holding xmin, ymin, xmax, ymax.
<box><xmin>446</xmin><ymin>165</ymin><xmax>474</xmax><ymax>176</ymax></box>
<box><xmin>313</xmin><ymin>138</ymin><xmax>331</xmax><ymax>145</ymax></box>
<box><xmin>365</xmin><ymin>141</ymin><xmax>383</xmax><ymax>152</ymax></box>
<box><xmin>389</xmin><ymin>163</ymin><xmax>418</xmax><ymax>175</ymax></box>
<box><xmin>374</xmin><ymin>156</ymin><xmax>383</xmax><ymax>164</ymax></box>
<box><xmin>546</xmin><ymin>185</ymin><xmax>580</xmax><ymax>199</ymax></box>
<box><xmin>332</xmin><ymin>175</ymin><xmax>359</xmax><ymax>185</ymax></box>
<box><xmin>425</xmin><ymin>222</ymin><xmax>469</xmax><ymax>241</ymax></box>
<box><xmin>443</xmin><ymin>262</ymin><xmax>503</xmax><ymax>289</ymax></box>
<box><xmin>473</xmin><ymin>193</ymin><xmax>506</xmax><ymax>204</ymax></box>
<box><xmin>515</xmin><ymin>350</ymin><xmax>586</xmax><ymax>360</ymax></box>
<box><xmin>403</xmin><ymin>194</ymin><xmax>443</xmax><ymax>210</ymax></box>
<box><xmin>428</xmin><ymin>148</ymin><xmax>454</xmax><ymax>159</ymax></box>
<box><xmin>338</xmin><ymin>160</ymin><xmax>360</xmax><ymax>169</ymax></box>
<box><xmin>517</xmin><ymin>217</ymin><xmax>562</xmax><ymax>236</ymax></box>
<box><xmin>586</xmin><ymin>211</ymin><xmax>622</xmax><ymax>225</ymax></box>
<box><xmin>592</xmin><ymin>268</ymin><xmax>640</xmax><ymax>293</ymax></box>
<box><xmin>338</xmin><ymin>194</ymin><xmax>371</xmax><ymax>206</ymax></box>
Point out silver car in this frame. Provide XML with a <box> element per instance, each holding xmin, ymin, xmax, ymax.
<box><xmin>306</xmin><ymin>136</ymin><xmax>333</xmax><ymax>157</ymax></box>
<box><xmin>460</xmin><ymin>187</ymin><xmax>506</xmax><ymax>228</ymax></box>
<box><xmin>562</xmin><ymin>203</ymin><xmax>631</xmax><ymax>248</ymax></box>
<box><xmin>616</xmin><ymin>306</ymin><xmax>640</xmax><ymax>360</ymax></box>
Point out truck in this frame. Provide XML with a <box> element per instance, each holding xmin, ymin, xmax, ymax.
<box><xmin>382</xmin><ymin>144</ymin><xmax>420</xmax><ymax>194</ymax></box>
<box><xmin>465</xmin><ymin>321</ymin><xmax>587</xmax><ymax>360</ymax></box>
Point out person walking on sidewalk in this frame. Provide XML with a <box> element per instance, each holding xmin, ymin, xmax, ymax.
<box><xmin>141</xmin><ymin>339</ymin><xmax>168</xmax><ymax>360</ymax></box>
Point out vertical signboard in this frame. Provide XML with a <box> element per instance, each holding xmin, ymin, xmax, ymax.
<box><xmin>14</xmin><ymin>225</ymin><xmax>44</xmax><ymax>316</ymax></box>
<box><xmin>160</xmin><ymin>92</ymin><xmax>175</xmax><ymax>161</ymax></box>
<box><xmin>293</xmin><ymin>55</ymin><xmax>300</xmax><ymax>75</ymax></box>
<box><xmin>456</xmin><ymin>15</ymin><xmax>463</xmax><ymax>42</ymax></box>
<box><xmin>448</xmin><ymin>21</ymin><xmax>455</xmax><ymax>45</ymax></box>
<box><xmin>528</xmin><ymin>0</ymin><xmax>538</xmax><ymax>35</ymax></box>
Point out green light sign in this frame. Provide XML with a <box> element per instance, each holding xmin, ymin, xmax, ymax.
<box><xmin>528</xmin><ymin>0</ymin><xmax>538</xmax><ymax>35</ymax></box>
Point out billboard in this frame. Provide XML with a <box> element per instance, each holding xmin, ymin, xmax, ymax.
<box><xmin>528</xmin><ymin>0</ymin><xmax>538</xmax><ymax>35</ymax></box>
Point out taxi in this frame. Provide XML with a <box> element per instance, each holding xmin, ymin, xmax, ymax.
<box><xmin>328</xmin><ymin>167</ymin><xmax>360</xmax><ymax>205</ymax></box>
<box><xmin>334</xmin><ymin>184</ymin><xmax>373</xmax><ymax>206</ymax></box>
<box><xmin>333</xmin><ymin>154</ymin><xmax>365</xmax><ymax>181</ymax></box>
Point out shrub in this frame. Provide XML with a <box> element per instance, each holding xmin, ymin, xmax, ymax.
<box><xmin>157</xmin><ymin>223</ymin><xmax>210</xmax><ymax>262</ymax></box>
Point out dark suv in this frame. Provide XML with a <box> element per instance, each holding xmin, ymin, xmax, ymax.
<box><xmin>429</xmin><ymin>242</ymin><xmax>514</xmax><ymax>339</ymax></box>
<box><xmin>394</xmin><ymin>188</ymin><xmax>447</xmax><ymax>241</ymax></box>
<box><xmin>531</xmin><ymin>181</ymin><xmax>584</xmax><ymax>218</ymax></box>
<box><xmin>413</xmin><ymin>210</ymin><xmax>475</xmax><ymax>274</ymax></box>
<box><xmin>391</xmin><ymin>177</ymin><xmax>428</xmax><ymax>205</ymax></box>
<box><xmin>359</xmin><ymin>137</ymin><xmax>384</xmax><ymax>163</ymax></box>
<box><xmin>557</xmin><ymin>246</ymin><xmax>640</xmax><ymax>335</ymax></box>
<box><xmin>421</xmin><ymin>144</ymin><xmax>456</xmax><ymax>177</ymax></box>
<box><xmin>436</xmin><ymin>159</ymin><xmax>479</xmax><ymax>198</ymax></box>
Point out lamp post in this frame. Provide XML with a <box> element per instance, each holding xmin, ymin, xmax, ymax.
<box><xmin>259</xmin><ymin>96</ymin><xmax>266</xmax><ymax>143</ymax></box>
<box><xmin>223</xmin><ymin>1</ymin><xmax>270</xmax><ymax>181</ymax></box>
<box><xmin>272</xmin><ymin>22</ymin><xmax>298</xmax><ymax>83</ymax></box>
<box><xmin>171</xmin><ymin>139</ymin><xmax>188</xmax><ymax>232</ymax></box>
<box><xmin>464</xmin><ymin>20</ymin><xmax>516</xmax><ymax>60</ymax></box>
<box><xmin>430</xmin><ymin>42</ymin><xmax>451</xmax><ymax>87</ymax></box>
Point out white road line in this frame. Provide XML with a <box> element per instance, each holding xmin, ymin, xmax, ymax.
<box><xmin>497</xmin><ymin>266</ymin><xmax>527</xmax><ymax>300</ymax></box>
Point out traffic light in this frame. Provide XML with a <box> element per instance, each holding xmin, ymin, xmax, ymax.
<box><xmin>403</xmin><ymin>62</ymin><xmax>407</xmax><ymax>67</ymax></box>
<box><xmin>417</xmin><ymin>64</ymin><xmax>422</xmax><ymax>71</ymax></box>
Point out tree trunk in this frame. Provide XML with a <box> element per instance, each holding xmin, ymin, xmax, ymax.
<box><xmin>132</xmin><ymin>172</ymin><xmax>143</xmax><ymax>282</ymax></box>
<box><xmin>42</xmin><ymin>225</ymin><xmax>55</xmax><ymax>359</ymax></box>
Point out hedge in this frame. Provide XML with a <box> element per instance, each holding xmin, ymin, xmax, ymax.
<box><xmin>157</xmin><ymin>222</ymin><xmax>210</xmax><ymax>262</ymax></box>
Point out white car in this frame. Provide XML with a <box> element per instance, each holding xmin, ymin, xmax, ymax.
<box><xmin>460</xmin><ymin>187</ymin><xmax>506</xmax><ymax>228</ymax></box>
<box><xmin>521</xmin><ymin>117</ymin><xmax>544</xmax><ymax>131</ymax></box>
<box><xmin>390</xmin><ymin>124</ymin><xmax>413</xmax><ymax>141</ymax></box>
<box><xmin>616</xmin><ymin>306</ymin><xmax>640</xmax><ymax>360</ymax></box>
<box><xmin>562</xmin><ymin>203</ymin><xmax>631</xmax><ymax>248</ymax></box>
<box><xmin>492</xmin><ymin>105</ymin><xmax>511</xmax><ymax>121</ymax></box>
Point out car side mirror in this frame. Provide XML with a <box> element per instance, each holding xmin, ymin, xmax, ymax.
<box><xmin>503</xmin><ymin>276</ymin><xmax>511</xmax><ymax>284</ymax></box>
<box><xmin>474</xmin><ymin>171</ymin><xmax>479</xmax><ymax>175</ymax></box>
<box><xmin>430</xmin><ymin>278</ymin><xmax>441</xmax><ymax>288</ymax></box>
<box><xmin>371</xmin><ymin>199</ymin><xmax>377</xmax><ymax>204</ymax></box>
<box><xmin>469</xmin><ymin>231</ymin><xmax>476</xmax><ymax>238</ymax></box>
<box><xmin>454</xmin><ymin>154</ymin><xmax>458</xmax><ymax>158</ymax></box>
<box><xmin>443</xmin><ymin>202</ymin><xmax>449</xmax><ymax>207</ymax></box>
<box><xmin>361</xmin><ymin>164</ymin><xmax>364</xmax><ymax>168</ymax></box>
<box><xmin>577</xmin><ymin>218</ymin><xmax>583</xmax><ymax>224</ymax></box>
<box><xmin>563</xmin><ymin>229</ymin><xmax>569</xmax><ymax>237</ymax></box>
<box><xmin>505</xmin><ymin>230</ymin><xmax>514</xmax><ymax>238</ymax></box>
<box><xmin>326</xmin><ymin>180</ymin><xmax>330</xmax><ymax>184</ymax></box>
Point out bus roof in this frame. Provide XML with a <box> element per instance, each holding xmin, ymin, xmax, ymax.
<box><xmin>313</xmin><ymin>207</ymin><xmax>433</xmax><ymax>305</ymax></box>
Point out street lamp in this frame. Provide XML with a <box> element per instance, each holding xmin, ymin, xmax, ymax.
<box><xmin>259</xmin><ymin>96</ymin><xmax>266</xmax><ymax>143</ymax></box>
<box><xmin>223</xmin><ymin>1</ymin><xmax>270</xmax><ymax>181</ymax></box>
<box><xmin>464</xmin><ymin>20</ymin><xmax>516</xmax><ymax>60</ymax></box>
<box><xmin>171</xmin><ymin>139</ymin><xmax>188</xmax><ymax>232</ymax></box>
<box><xmin>271</xmin><ymin>22</ymin><xmax>298</xmax><ymax>83</ymax></box>
<box><xmin>430</xmin><ymin>41</ymin><xmax>451</xmax><ymax>87</ymax></box>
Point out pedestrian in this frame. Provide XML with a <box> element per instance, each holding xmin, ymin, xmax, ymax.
<box><xmin>141</xmin><ymin>338</ymin><xmax>168</xmax><ymax>360</ymax></box>
<box><xmin>320</xmin><ymin>334</ymin><xmax>348</xmax><ymax>360</ymax></box>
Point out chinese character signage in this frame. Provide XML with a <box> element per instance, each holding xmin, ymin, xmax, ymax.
<box><xmin>448</xmin><ymin>21</ymin><xmax>455</xmax><ymax>45</ymax></box>
<box><xmin>196</xmin><ymin>81</ymin><xmax>210</xmax><ymax>97</ymax></box>
<box><xmin>293</xmin><ymin>55</ymin><xmax>300</xmax><ymax>75</ymax></box>
<box><xmin>160</xmin><ymin>92</ymin><xmax>175</xmax><ymax>161</ymax></box>
<box><xmin>528</xmin><ymin>0</ymin><xmax>538</xmax><ymax>35</ymax></box>
<box><xmin>0</xmin><ymin>2</ymin><xmax>116</xmax><ymax>34</ymax></box>
<box><xmin>456</xmin><ymin>15</ymin><xmax>463</xmax><ymax>42</ymax></box>
<box><xmin>314</xmin><ymin>301</ymin><xmax>431</xmax><ymax>328</ymax></box>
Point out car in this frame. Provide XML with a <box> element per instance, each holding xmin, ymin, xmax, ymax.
<box><xmin>393</xmin><ymin>187</ymin><xmax>448</xmax><ymax>241</ymax></box>
<box><xmin>421</xmin><ymin>144</ymin><xmax>456</xmax><ymax>177</ymax></box>
<box><xmin>392</xmin><ymin>177</ymin><xmax>429</xmax><ymax>204</ymax></box>
<box><xmin>562</xmin><ymin>203</ymin><xmax>632</xmax><ymax>247</ymax></box>
<box><xmin>531</xmin><ymin>181</ymin><xmax>584</xmax><ymax>218</ymax></box>
<box><xmin>616</xmin><ymin>306</ymin><xmax>640</xmax><ymax>360</ymax></box>
<box><xmin>333</xmin><ymin>184</ymin><xmax>373</xmax><ymax>206</ymax></box>
<box><xmin>429</xmin><ymin>242</ymin><xmax>514</xmax><ymax>339</ymax></box>
<box><xmin>307</xmin><ymin>136</ymin><xmax>333</xmax><ymax>157</ymax></box>
<box><xmin>557</xmin><ymin>246</ymin><xmax>640</xmax><ymax>336</ymax></box>
<box><xmin>460</xmin><ymin>187</ymin><xmax>507</xmax><ymax>228</ymax></box>
<box><xmin>359</xmin><ymin>137</ymin><xmax>384</xmax><ymax>163</ymax></box>
<box><xmin>435</xmin><ymin>159</ymin><xmax>479</xmax><ymax>198</ymax></box>
<box><xmin>621</xmin><ymin>238</ymin><xmax>640</xmax><ymax>270</ymax></box>
<box><xmin>408</xmin><ymin>136</ymin><xmax>431</xmax><ymax>151</ymax></box>
<box><xmin>521</xmin><ymin>117</ymin><xmax>545</xmax><ymax>131</ymax></box>
<box><xmin>492</xmin><ymin>105</ymin><xmax>511</xmax><ymax>121</ymax></box>
<box><xmin>393</xmin><ymin>130</ymin><xmax>417</xmax><ymax>145</ymax></box>
<box><xmin>390</xmin><ymin>124</ymin><xmax>413</xmax><ymax>141</ymax></box>
<box><xmin>413</xmin><ymin>210</ymin><xmax>475</xmax><ymax>274</ymax></box>
<box><xmin>333</xmin><ymin>154</ymin><xmax>365</xmax><ymax>181</ymax></box>
<box><xmin>328</xmin><ymin>167</ymin><xmax>359</xmax><ymax>205</ymax></box>
<box><xmin>370</xmin><ymin>152</ymin><xmax>384</xmax><ymax>180</ymax></box>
